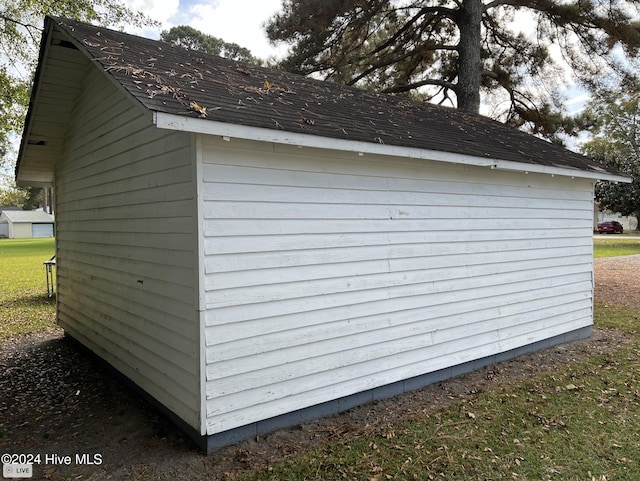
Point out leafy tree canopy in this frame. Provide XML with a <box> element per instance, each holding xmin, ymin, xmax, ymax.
<box><xmin>161</xmin><ymin>25</ymin><xmax>261</xmax><ymax>65</ymax></box>
<box><xmin>0</xmin><ymin>0</ymin><xmax>157</xmax><ymax>175</ymax></box>
<box><xmin>581</xmin><ymin>91</ymin><xmax>640</xmax><ymax>221</ymax></box>
<box><xmin>266</xmin><ymin>0</ymin><xmax>640</xmax><ymax>140</ymax></box>
<box><xmin>0</xmin><ymin>173</ymin><xmax>28</xmax><ymax>207</ymax></box>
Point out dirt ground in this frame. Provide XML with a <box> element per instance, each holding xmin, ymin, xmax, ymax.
<box><xmin>1</xmin><ymin>255</ymin><xmax>639</xmax><ymax>480</ymax></box>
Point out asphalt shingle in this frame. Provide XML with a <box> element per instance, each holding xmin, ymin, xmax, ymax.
<box><xmin>51</xmin><ymin>16</ymin><xmax>620</xmax><ymax>177</ymax></box>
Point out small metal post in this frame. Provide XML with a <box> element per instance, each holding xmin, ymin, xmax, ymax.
<box><xmin>44</xmin><ymin>256</ymin><xmax>56</xmax><ymax>297</ymax></box>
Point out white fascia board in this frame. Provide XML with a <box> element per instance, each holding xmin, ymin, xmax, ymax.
<box><xmin>491</xmin><ymin>158</ymin><xmax>631</xmax><ymax>183</ymax></box>
<box><xmin>153</xmin><ymin>112</ymin><xmax>632</xmax><ymax>183</ymax></box>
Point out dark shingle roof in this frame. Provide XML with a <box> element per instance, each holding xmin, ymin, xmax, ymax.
<box><xmin>47</xmin><ymin>17</ymin><xmax>624</xmax><ymax>178</ymax></box>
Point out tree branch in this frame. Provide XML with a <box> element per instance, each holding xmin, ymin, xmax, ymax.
<box><xmin>382</xmin><ymin>78</ymin><xmax>457</xmax><ymax>95</ymax></box>
<box><xmin>0</xmin><ymin>14</ymin><xmax>41</xmax><ymax>32</ymax></box>
<box><xmin>0</xmin><ymin>14</ymin><xmax>43</xmax><ymax>43</ymax></box>
<box><xmin>367</xmin><ymin>5</ymin><xmax>459</xmax><ymax>58</ymax></box>
<box><xmin>347</xmin><ymin>44</ymin><xmax>458</xmax><ymax>87</ymax></box>
<box><xmin>483</xmin><ymin>0</ymin><xmax>534</xmax><ymax>10</ymax></box>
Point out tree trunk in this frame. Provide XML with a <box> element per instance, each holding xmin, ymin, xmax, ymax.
<box><xmin>456</xmin><ymin>0</ymin><xmax>483</xmax><ymax>114</ymax></box>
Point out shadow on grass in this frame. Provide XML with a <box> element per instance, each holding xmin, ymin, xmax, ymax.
<box><xmin>5</xmin><ymin>292</ymin><xmax>56</xmax><ymax>307</ymax></box>
<box><xmin>0</xmin><ymin>292</ymin><xmax>57</xmax><ymax>339</ymax></box>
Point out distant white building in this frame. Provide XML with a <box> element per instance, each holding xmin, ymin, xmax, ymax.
<box><xmin>0</xmin><ymin>207</ymin><xmax>19</xmax><ymax>238</ymax></box>
<box><xmin>0</xmin><ymin>210</ymin><xmax>55</xmax><ymax>238</ymax></box>
<box><xmin>598</xmin><ymin>213</ymin><xmax>638</xmax><ymax>231</ymax></box>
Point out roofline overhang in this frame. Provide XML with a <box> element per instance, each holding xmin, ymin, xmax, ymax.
<box><xmin>154</xmin><ymin>112</ymin><xmax>632</xmax><ymax>184</ymax></box>
<box><xmin>14</xmin><ymin>20</ymin><xmax>56</xmax><ymax>188</ymax></box>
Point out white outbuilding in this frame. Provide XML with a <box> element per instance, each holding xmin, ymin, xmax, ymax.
<box><xmin>16</xmin><ymin>17</ymin><xmax>630</xmax><ymax>451</ymax></box>
<box><xmin>0</xmin><ymin>210</ymin><xmax>55</xmax><ymax>238</ymax></box>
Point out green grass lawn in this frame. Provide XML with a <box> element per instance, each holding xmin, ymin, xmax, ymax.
<box><xmin>0</xmin><ymin>238</ymin><xmax>57</xmax><ymax>339</ymax></box>
<box><xmin>239</xmin><ymin>304</ymin><xmax>640</xmax><ymax>481</ymax></box>
<box><xmin>594</xmin><ymin>235</ymin><xmax>640</xmax><ymax>258</ymax></box>
<box><xmin>236</xmin><ymin>240</ymin><xmax>640</xmax><ymax>481</ymax></box>
<box><xmin>2</xmin><ymin>237</ymin><xmax>640</xmax><ymax>480</ymax></box>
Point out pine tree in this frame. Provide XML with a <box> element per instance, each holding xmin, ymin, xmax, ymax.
<box><xmin>266</xmin><ymin>0</ymin><xmax>640</xmax><ymax>139</ymax></box>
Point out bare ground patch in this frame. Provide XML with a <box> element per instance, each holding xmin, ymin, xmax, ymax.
<box><xmin>1</xmin><ymin>258</ymin><xmax>637</xmax><ymax>480</ymax></box>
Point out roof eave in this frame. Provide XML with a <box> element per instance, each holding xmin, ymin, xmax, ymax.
<box><xmin>14</xmin><ymin>19</ymin><xmax>56</xmax><ymax>187</ymax></box>
<box><xmin>490</xmin><ymin>158</ymin><xmax>631</xmax><ymax>183</ymax></box>
<box><xmin>154</xmin><ymin>112</ymin><xmax>632</xmax><ymax>184</ymax></box>
<box><xmin>15</xmin><ymin>16</ymin><xmax>154</xmax><ymax>188</ymax></box>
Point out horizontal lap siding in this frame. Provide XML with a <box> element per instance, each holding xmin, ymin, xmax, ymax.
<box><xmin>55</xmin><ymin>67</ymin><xmax>200</xmax><ymax>429</ymax></box>
<box><xmin>202</xmin><ymin>138</ymin><xmax>594</xmax><ymax>435</ymax></box>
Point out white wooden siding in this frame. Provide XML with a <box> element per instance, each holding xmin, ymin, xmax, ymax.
<box><xmin>201</xmin><ymin>137</ymin><xmax>595</xmax><ymax>435</ymax></box>
<box><xmin>55</xmin><ymin>65</ymin><xmax>201</xmax><ymax>429</ymax></box>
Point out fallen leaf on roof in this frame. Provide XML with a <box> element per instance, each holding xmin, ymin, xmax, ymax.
<box><xmin>189</xmin><ymin>101</ymin><xmax>208</xmax><ymax>118</ymax></box>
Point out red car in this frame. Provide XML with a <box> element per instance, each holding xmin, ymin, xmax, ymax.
<box><xmin>597</xmin><ymin>221</ymin><xmax>624</xmax><ymax>234</ymax></box>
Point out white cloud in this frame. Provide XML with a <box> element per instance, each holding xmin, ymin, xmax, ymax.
<box><xmin>124</xmin><ymin>0</ymin><xmax>180</xmax><ymax>26</ymax></box>
<box><xmin>123</xmin><ymin>0</ymin><xmax>285</xmax><ymax>59</ymax></box>
<box><xmin>181</xmin><ymin>0</ymin><xmax>284</xmax><ymax>59</ymax></box>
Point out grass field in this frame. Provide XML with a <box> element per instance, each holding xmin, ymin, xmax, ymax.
<box><xmin>594</xmin><ymin>235</ymin><xmax>640</xmax><ymax>258</ymax></box>
<box><xmin>2</xmin><ymin>236</ymin><xmax>640</xmax><ymax>480</ymax></box>
<box><xmin>0</xmin><ymin>235</ymin><xmax>636</xmax><ymax>338</ymax></box>
<box><xmin>238</xmin><ymin>310</ymin><xmax>640</xmax><ymax>481</ymax></box>
<box><xmin>0</xmin><ymin>238</ymin><xmax>57</xmax><ymax>339</ymax></box>
<box><xmin>236</xmin><ymin>238</ymin><xmax>640</xmax><ymax>481</ymax></box>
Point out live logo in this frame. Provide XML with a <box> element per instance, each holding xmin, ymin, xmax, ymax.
<box><xmin>3</xmin><ymin>463</ymin><xmax>33</xmax><ymax>478</ymax></box>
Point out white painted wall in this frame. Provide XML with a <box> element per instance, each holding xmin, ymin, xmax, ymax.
<box><xmin>54</xmin><ymin>65</ymin><xmax>202</xmax><ymax>430</ymax></box>
<box><xmin>200</xmin><ymin>136</ymin><xmax>595</xmax><ymax>435</ymax></box>
<box><xmin>10</xmin><ymin>223</ymin><xmax>32</xmax><ymax>239</ymax></box>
